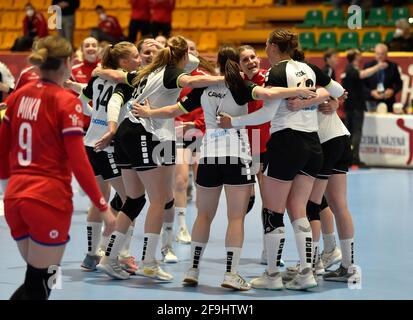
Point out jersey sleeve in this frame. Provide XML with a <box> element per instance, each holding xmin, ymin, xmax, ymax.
<box><xmin>178</xmin><ymin>87</ymin><xmax>205</xmax><ymax>113</ymax></box>
<box><xmin>307</xmin><ymin>63</ymin><xmax>332</xmax><ymax>87</ymax></box>
<box><xmin>163</xmin><ymin>65</ymin><xmax>187</xmax><ymax>89</ymax></box>
<box><xmin>81</xmin><ymin>76</ymin><xmax>97</xmax><ymax>101</ymax></box>
<box><xmin>265</xmin><ymin>65</ymin><xmax>288</xmax><ymax>87</ymax></box>
<box><xmin>125</xmin><ymin>71</ymin><xmax>138</xmax><ymax>87</ymax></box>
<box><xmin>113</xmin><ymin>83</ymin><xmax>133</xmax><ymax>104</ymax></box>
<box><xmin>59</xmin><ymin>95</ymin><xmax>85</xmax><ymax>136</ymax></box>
<box><xmin>230</xmin><ymin>81</ymin><xmax>258</xmax><ymax>105</ymax></box>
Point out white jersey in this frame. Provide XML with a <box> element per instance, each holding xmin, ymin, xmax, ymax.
<box><xmin>127</xmin><ymin>65</ymin><xmax>187</xmax><ymax>141</ymax></box>
<box><xmin>179</xmin><ymin>81</ymin><xmax>257</xmax><ymax>160</ymax></box>
<box><xmin>317</xmin><ymin>111</ymin><xmax>350</xmax><ymax>144</ymax></box>
<box><xmin>81</xmin><ymin>76</ymin><xmax>118</xmax><ymax>151</ymax></box>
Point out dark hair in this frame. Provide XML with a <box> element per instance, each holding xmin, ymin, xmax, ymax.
<box><xmin>238</xmin><ymin>45</ymin><xmax>255</xmax><ymax>54</ymax></box>
<box><xmin>346</xmin><ymin>49</ymin><xmax>360</xmax><ymax>63</ymax></box>
<box><xmin>198</xmin><ymin>55</ymin><xmax>216</xmax><ymax>75</ymax></box>
<box><xmin>323</xmin><ymin>48</ymin><xmax>337</xmax><ymax>63</ymax></box>
<box><xmin>268</xmin><ymin>28</ymin><xmax>299</xmax><ymax>54</ymax></box>
<box><xmin>217</xmin><ymin>46</ymin><xmax>249</xmax><ymax>104</ymax></box>
<box><xmin>95</xmin><ymin>5</ymin><xmax>104</xmax><ymax>10</ymax></box>
<box><xmin>291</xmin><ymin>48</ymin><xmax>305</xmax><ymax>62</ymax></box>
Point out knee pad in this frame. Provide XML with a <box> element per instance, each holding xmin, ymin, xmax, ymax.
<box><xmin>120</xmin><ymin>195</ymin><xmax>146</xmax><ymax>221</ymax></box>
<box><xmin>306</xmin><ymin>201</ymin><xmax>321</xmax><ymax>222</ymax></box>
<box><xmin>246</xmin><ymin>196</ymin><xmax>255</xmax><ymax>214</ymax></box>
<box><xmin>110</xmin><ymin>193</ymin><xmax>123</xmax><ymax>212</ymax></box>
<box><xmin>262</xmin><ymin>208</ymin><xmax>284</xmax><ymax>234</ymax></box>
<box><xmin>164</xmin><ymin>199</ymin><xmax>174</xmax><ymax>210</ymax></box>
<box><xmin>320</xmin><ymin>195</ymin><xmax>328</xmax><ymax>211</ymax></box>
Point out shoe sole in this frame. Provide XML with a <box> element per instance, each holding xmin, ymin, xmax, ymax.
<box><xmin>176</xmin><ymin>238</ymin><xmax>191</xmax><ymax>244</ymax></box>
<box><xmin>164</xmin><ymin>259</ymin><xmax>178</xmax><ymax>264</ymax></box>
<box><xmin>96</xmin><ymin>265</ymin><xmax>130</xmax><ymax>280</ymax></box>
<box><xmin>221</xmin><ymin>283</ymin><xmax>251</xmax><ymax>291</ymax></box>
<box><xmin>286</xmin><ymin>283</ymin><xmax>318</xmax><ymax>291</ymax></box>
<box><xmin>323</xmin><ymin>256</ymin><xmax>342</xmax><ymax>269</ymax></box>
<box><xmin>135</xmin><ymin>271</ymin><xmax>174</xmax><ymax>282</ymax></box>
<box><xmin>80</xmin><ymin>264</ymin><xmax>97</xmax><ymax>272</ymax></box>
<box><xmin>183</xmin><ymin>278</ymin><xmax>198</xmax><ymax>286</ymax></box>
<box><xmin>323</xmin><ymin>277</ymin><xmax>348</xmax><ymax>282</ymax></box>
<box><xmin>251</xmin><ymin>285</ymin><xmax>284</xmax><ymax>291</ymax></box>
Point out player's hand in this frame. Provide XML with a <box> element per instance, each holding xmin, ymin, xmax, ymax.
<box><xmin>94</xmin><ymin>131</ymin><xmax>115</xmax><ymax>152</ymax></box>
<box><xmin>217</xmin><ymin>112</ymin><xmax>233</xmax><ymax>129</ymax></box>
<box><xmin>384</xmin><ymin>88</ymin><xmax>394</xmax><ymax>99</ymax></box>
<box><xmin>101</xmin><ymin>208</ymin><xmax>116</xmax><ymax>237</ymax></box>
<box><xmin>319</xmin><ymin>98</ymin><xmax>339</xmax><ymax>115</ymax></box>
<box><xmin>378</xmin><ymin>61</ymin><xmax>388</xmax><ymax>70</ymax></box>
<box><xmin>131</xmin><ymin>99</ymin><xmax>151</xmax><ymax>118</ymax></box>
<box><xmin>92</xmin><ymin>66</ymin><xmax>103</xmax><ymax>77</ymax></box>
<box><xmin>0</xmin><ymin>102</ymin><xmax>7</xmax><ymax>111</ymax></box>
<box><xmin>338</xmin><ymin>90</ymin><xmax>348</xmax><ymax>102</ymax></box>
<box><xmin>287</xmin><ymin>98</ymin><xmax>306</xmax><ymax>111</ymax></box>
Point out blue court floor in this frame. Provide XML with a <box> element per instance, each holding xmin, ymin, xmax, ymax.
<box><xmin>1</xmin><ymin>168</ymin><xmax>413</xmax><ymax>300</ymax></box>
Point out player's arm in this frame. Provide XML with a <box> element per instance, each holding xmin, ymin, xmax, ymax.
<box><xmin>286</xmin><ymin>87</ymin><xmax>331</xmax><ymax>112</ymax></box>
<box><xmin>308</xmin><ymin>63</ymin><xmax>345</xmax><ymax>98</ymax></box>
<box><xmin>131</xmin><ymin>88</ymin><xmax>204</xmax><ymax>119</ymax></box>
<box><xmin>253</xmin><ymin>85</ymin><xmax>317</xmax><ymax>100</ymax></box>
<box><xmin>93</xmin><ymin>67</ymin><xmax>128</xmax><ymax>84</ymax></box>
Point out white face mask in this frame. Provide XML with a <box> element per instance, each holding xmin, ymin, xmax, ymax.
<box><xmin>99</xmin><ymin>13</ymin><xmax>107</xmax><ymax>21</ymax></box>
<box><xmin>394</xmin><ymin>28</ymin><xmax>404</xmax><ymax>37</ymax></box>
<box><xmin>26</xmin><ymin>9</ymin><xmax>34</xmax><ymax>17</ymax></box>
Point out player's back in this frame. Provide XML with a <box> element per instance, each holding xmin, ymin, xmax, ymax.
<box><xmin>4</xmin><ymin>80</ymin><xmax>84</xmax><ymax>205</ymax></box>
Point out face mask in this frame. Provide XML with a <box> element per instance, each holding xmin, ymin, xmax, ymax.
<box><xmin>99</xmin><ymin>13</ymin><xmax>107</xmax><ymax>21</ymax></box>
<box><xmin>26</xmin><ymin>9</ymin><xmax>34</xmax><ymax>17</ymax></box>
<box><xmin>394</xmin><ymin>28</ymin><xmax>403</xmax><ymax>37</ymax></box>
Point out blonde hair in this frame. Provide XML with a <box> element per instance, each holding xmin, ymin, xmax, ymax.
<box><xmin>132</xmin><ymin>35</ymin><xmax>188</xmax><ymax>87</ymax></box>
<box><xmin>101</xmin><ymin>41</ymin><xmax>135</xmax><ymax>69</ymax></box>
<box><xmin>28</xmin><ymin>35</ymin><xmax>72</xmax><ymax>71</ymax></box>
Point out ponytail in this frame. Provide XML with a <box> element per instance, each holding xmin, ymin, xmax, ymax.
<box><xmin>224</xmin><ymin>59</ymin><xmax>247</xmax><ymax>97</ymax></box>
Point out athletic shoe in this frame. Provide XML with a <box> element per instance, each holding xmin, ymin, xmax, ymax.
<box><xmin>285</xmin><ymin>268</ymin><xmax>318</xmax><ymax>291</ymax></box>
<box><xmin>281</xmin><ymin>265</ymin><xmax>299</xmax><ymax>282</ymax></box>
<box><xmin>161</xmin><ymin>246</ymin><xmax>179</xmax><ymax>263</ymax></box>
<box><xmin>323</xmin><ymin>264</ymin><xmax>361</xmax><ymax>283</ymax></box>
<box><xmin>135</xmin><ymin>261</ymin><xmax>174</xmax><ymax>281</ymax></box>
<box><xmin>251</xmin><ymin>270</ymin><xmax>284</xmax><ymax>290</ymax></box>
<box><xmin>81</xmin><ymin>254</ymin><xmax>101</xmax><ymax>271</ymax></box>
<box><xmin>260</xmin><ymin>250</ymin><xmax>285</xmax><ymax>267</ymax></box>
<box><xmin>221</xmin><ymin>272</ymin><xmax>251</xmax><ymax>291</ymax></box>
<box><xmin>182</xmin><ymin>268</ymin><xmax>199</xmax><ymax>286</ymax></box>
<box><xmin>321</xmin><ymin>246</ymin><xmax>342</xmax><ymax>269</ymax></box>
<box><xmin>97</xmin><ymin>248</ymin><xmax>105</xmax><ymax>257</ymax></box>
<box><xmin>119</xmin><ymin>256</ymin><xmax>138</xmax><ymax>274</ymax></box>
<box><xmin>315</xmin><ymin>257</ymin><xmax>325</xmax><ymax>275</ymax></box>
<box><xmin>96</xmin><ymin>257</ymin><xmax>130</xmax><ymax>280</ymax></box>
<box><xmin>175</xmin><ymin>227</ymin><xmax>191</xmax><ymax>244</ymax></box>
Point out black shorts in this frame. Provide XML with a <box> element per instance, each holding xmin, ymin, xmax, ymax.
<box><xmin>86</xmin><ymin>146</ymin><xmax>121</xmax><ymax>181</ymax></box>
<box><xmin>317</xmin><ymin>135</ymin><xmax>352</xmax><ymax>180</ymax></box>
<box><xmin>176</xmin><ymin>135</ymin><xmax>203</xmax><ymax>153</ymax></box>
<box><xmin>114</xmin><ymin>118</ymin><xmax>176</xmax><ymax>171</ymax></box>
<box><xmin>263</xmin><ymin>129</ymin><xmax>323</xmax><ymax>181</ymax></box>
<box><xmin>196</xmin><ymin>157</ymin><xmax>256</xmax><ymax>188</ymax></box>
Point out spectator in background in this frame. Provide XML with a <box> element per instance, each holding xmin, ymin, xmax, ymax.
<box><xmin>150</xmin><ymin>0</ymin><xmax>175</xmax><ymax>38</ymax></box>
<box><xmin>155</xmin><ymin>35</ymin><xmax>167</xmax><ymax>47</ymax></box>
<box><xmin>128</xmin><ymin>0</ymin><xmax>151</xmax><ymax>44</ymax></box>
<box><xmin>11</xmin><ymin>3</ymin><xmax>48</xmax><ymax>52</ymax></box>
<box><xmin>342</xmin><ymin>49</ymin><xmax>388</xmax><ymax>167</ymax></box>
<box><xmin>387</xmin><ymin>18</ymin><xmax>413</xmax><ymax>52</ymax></box>
<box><xmin>91</xmin><ymin>5</ymin><xmax>125</xmax><ymax>44</ymax></box>
<box><xmin>363</xmin><ymin>43</ymin><xmax>403</xmax><ymax>113</ymax></box>
<box><xmin>322</xmin><ymin>48</ymin><xmax>338</xmax><ymax>81</ymax></box>
<box><xmin>0</xmin><ymin>61</ymin><xmax>15</xmax><ymax>102</ymax></box>
<box><xmin>52</xmin><ymin>0</ymin><xmax>79</xmax><ymax>46</ymax></box>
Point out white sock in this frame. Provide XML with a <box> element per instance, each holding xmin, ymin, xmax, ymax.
<box><xmin>142</xmin><ymin>233</ymin><xmax>160</xmax><ymax>263</ymax></box>
<box><xmin>161</xmin><ymin>223</ymin><xmax>174</xmax><ymax>248</ymax></box>
<box><xmin>323</xmin><ymin>232</ymin><xmax>337</xmax><ymax>253</ymax></box>
<box><xmin>226</xmin><ymin>247</ymin><xmax>241</xmax><ymax>274</ymax></box>
<box><xmin>176</xmin><ymin>207</ymin><xmax>187</xmax><ymax>229</ymax></box>
<box><xmin>191</xmin><ymin>241</ymin><xmax>206</xmax><ymax>269</ymax></box>
<box><xmin>292</xmin><ymin>218</ymin><xmax>313</xmax><ymax>272</ymax></box>
<box><xmin>99</xmin><ymin>234</ymin><xmax>110</xmax><ymax>252</ymax></box>
<box><xmin>312</xmin><ymin>241</ymin><xmax>319</xmax><ymax>269</ymax></box>
<box><xmin>264</xmin><ymin>227</ymin><xmax>285</xmax><ymax>274</ymax></box>
<box><xmin>340</xmin><ymin>238</ymin><xmax>354</xmax><ymax>268</ymax></box>
<box><xmin>86</xmin><ymin>222</ymin><xmax>102</xmax><ymax>256</ymax></box>
<box><xmin>104</xmin><ymin>231</ymin><xmax>126</xmax><ymax>260</ymax></box>
<box><xmin>119</xmin><ymin>226</ymin><xmax>134</xmax><ymax>259</ymax></box>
